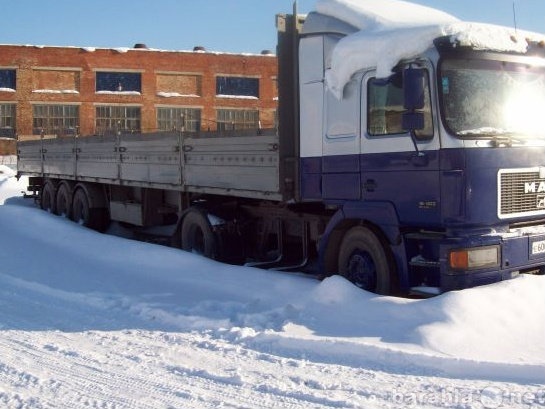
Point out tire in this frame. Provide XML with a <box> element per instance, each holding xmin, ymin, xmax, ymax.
<box><xmin>71</xmin><ymin>188</ymin><xmax>91</xmax><ymax>227</ymax></box>
<box><xmin>71</xmin><ymin>187</ymin><xmax>109</xmax><ymax>232</ymax></box>
<box><xmin>337</xmin><ymin>226</ymin><xmax>394</xmax><ymax>295</ymax></box>
<box><xmin>181</xmin><ymin>209</ymin><xmax>217</xmax><ymax>259</ymax></box>
<box><xmin>40</xmin><ymin>181</ymin><xmax>56</xmax><ymax>213</ymax></box>
<box><xmin>55</xmin><ymin>182</ymin><xmax>72</xmax><ymax>218</ymax></box>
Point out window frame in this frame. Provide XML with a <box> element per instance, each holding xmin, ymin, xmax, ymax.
<box><xmin>95</xmin><ymin>71</ymin><xmax>142</xmax><ymax>93</ymax></box>
<box><xmin>216</xmin><ymin>109</ymin><xmax>259</xmax><ymax>132</ymax></box>
<box><xmin>216</xmin><ymin>76</ymin><xmax>260</xmax><ymax>98</ymax></box>
<box><xmin>95</xmin><ymin>105</ymin><xmax>141</xmax><ymax>135</ymax></box>
<box><xmin>32</xmin><ymin>104</ymin><xmax>79</xmax><ymax>137</ymax></box>
<box><xmin>0</xmin><ymin>103</ymin><xmax>16</xmax><ymax>137</ymax></box>
<box><xmin>156</xmin><ymin>106</ymin><xmax>202</xmax><ymax>132</ymax></box>
<box><xmin>0</xmin><ymin>69</ymin><xmax>16</xmax><ymax>90</ymax></box>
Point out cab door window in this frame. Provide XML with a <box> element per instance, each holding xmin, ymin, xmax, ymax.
<box><xmin>367</xmin><ymin>70</ymin><xmax>433</xmax><ymax>139</ymax></box>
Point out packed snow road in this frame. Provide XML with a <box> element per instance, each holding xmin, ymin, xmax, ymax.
<box><xmin>0</xmin><ymin>165</ymin><xmax>544</xmax><ymax>408</ymax></box>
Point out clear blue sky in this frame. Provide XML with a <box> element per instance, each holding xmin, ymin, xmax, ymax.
<box><xmin>1</xmin><ymin>0</ymin><xmax>543</xmax><ymax>54</ymax></box>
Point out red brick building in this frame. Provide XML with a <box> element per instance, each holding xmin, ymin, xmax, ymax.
<box><xmin>0</xmin><ymin>43</ymin><xmax>278</xmax><ymax>153</ymax></box>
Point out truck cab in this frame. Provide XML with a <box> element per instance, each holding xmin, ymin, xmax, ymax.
<box><xmin>297</xmin><ymin>10</ymin><xmax>545</xmax><ymax>294</ymax></box>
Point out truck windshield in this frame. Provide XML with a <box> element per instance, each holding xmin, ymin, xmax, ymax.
<box><xmin>439</xmin><ymin>58</ymin><xmax>545</xmax><ymax>139</ymax></box>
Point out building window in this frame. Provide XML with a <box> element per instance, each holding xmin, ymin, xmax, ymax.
<box><xmin>216</xmin><ymin>109</ymin><xmax>259</xmax><ymax>132</ymax></box>
<box><xmin>0</xmin><ymin>104</ymin><xmax>16</xmax><ymax>137</ymax></box>
<box><xmin>216</xmin><ymin>76</ymin><xmax>259</xmax><ymax>98</ymax></box>
<box><xmin>157</xmin><ymin>107</ymin><xmax>201</xmax><ymax>132</ymax></box>
<box><xmin>95</xmin><ymin>105</ymin><xmax>141</xmax><ymax>135</ymax></box>
<box><xmin>96</xmin><ymin>72</ymin><xmax>141</xmax><ymax>93</ymax></box>
<box><xmin>0</xmin><ymin>69</ymin><xmax>16</xmax><ymax>91</ymax></box>
<box><xmin>33</xmin><ymin>104</ymin><xmax>79</xmax><ymax>137</ymax></box>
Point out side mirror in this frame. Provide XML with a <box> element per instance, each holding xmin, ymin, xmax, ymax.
<box><xmin>402</xmin><ymin>112</ymin><xmax>425</xmax><ymax>131</ymax></box>
<box><xmin>403</xmin><ymin>67</ymin><xmax>426</xmax><ymax>132</ymax></box>
<box><xmin>404</xmin><ymin>68</ymin><xmax>425</xmax><ymax>111</ymax></box>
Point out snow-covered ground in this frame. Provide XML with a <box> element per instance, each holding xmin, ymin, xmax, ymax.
<box><xmin>1</xmin><ymin>163</ymin><xmax>544</xmax><ymax>409</ymax></box>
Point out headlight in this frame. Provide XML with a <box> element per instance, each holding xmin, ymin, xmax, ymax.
<box><xmin>449</xmin><ymin>245</ymin><xmax>500</xmax><ymax>271</ymax></box>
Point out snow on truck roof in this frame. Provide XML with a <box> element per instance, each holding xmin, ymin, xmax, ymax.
<box><xmin>315</xmin><ymin>0</ymin><xmax>545</xmax><ymax>97</ymax></box>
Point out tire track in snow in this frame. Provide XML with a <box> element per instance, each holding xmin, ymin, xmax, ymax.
<box><xmin>0</xmin><ymin>273</ymin><xmax>370</xmax><ymax>408</ymax></box>
<box><xmin>0</xmin><ymin>328</ymin><xmax>362</xmax><ymax>409</ymax></box>
<box><xmin>0</xmin><ymin>274</ymin><xmax>324</xmax><ymax>408</ymax></box>
<box><xmin>1</xmin><ymin>312</ymin><xmax>543</xmax><ymax>408</ymax></box>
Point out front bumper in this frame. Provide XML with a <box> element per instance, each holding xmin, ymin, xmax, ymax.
<box><xmin>440</xmin><ymin>227</ymin><xmax>545</xmax><ymax>291</ymax></box>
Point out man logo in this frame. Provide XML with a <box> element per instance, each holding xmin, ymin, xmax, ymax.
<box><xmin>525</xmin><ymin>181</ymin><xmax>545</xmax><ymax>194</ymax></box>
<box><xmin>538</xmin><ymin>195</ymin><xmax>545</xmax><ymax>209</ymax></box>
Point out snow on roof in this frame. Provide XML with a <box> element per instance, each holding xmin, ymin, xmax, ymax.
<box><xmin>0</xmin><ymin>43</ymin><xmax>274</xmax><ymax>58</ymax></box>
<box><xmin>316</xmin><ymin>0</ymin><xmax>545</xmax><ymax>97</ymax></box>
<box><xmin>315</xmin><ymin>0</ymin><xmax>458</xmax><ymax>31</ymax></box>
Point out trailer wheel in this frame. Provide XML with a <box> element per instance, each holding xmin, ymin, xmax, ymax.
<box><xmin>40</xmin><ymin>181</ymin><xmax>56</xmax><ymax>213</ymax></box>
<box><xmin>55</xmin><ymin>182</ymin><xmax>72</xmax><ymax>218</ymax></box>
<box><xmin>337</xmin><ymin>226</ymin><xmax>394</xmax><ymax>295</ymax></box>
<box><xmin>181</xmin><ymin>209</ymin><xmax>217</xmax><ymax>259</ymax></box>
<box><xmin>72</xmin><ymin>188</ymin><xmax>91</xmax><ymax>226</ymax></box>
<box><xmin>71</xmin><ymin>187</ymin><xmax>109</xmax><ymax>232</ymax></box>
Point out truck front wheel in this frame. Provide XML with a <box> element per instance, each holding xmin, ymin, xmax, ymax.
<box><xmin>181</xmin><ymin>208</ymin><xmax>218</xmax><ymax>259</ymax></box>
<box><xmin>337</xmin><ymin>226</ymin><xmax>394</xmax><ymax>295</ymax></box>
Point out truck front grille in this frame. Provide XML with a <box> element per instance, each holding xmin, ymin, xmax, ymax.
<box><xmin>499</xmin><ymin>168</ymin><xmax>545</xmax><ymax>219</ymax></box>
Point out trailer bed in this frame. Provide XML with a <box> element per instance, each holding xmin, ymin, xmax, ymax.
<box><xmin>17</xmin><ymin>130</ymin><xmax>285</xmax><ymax>201</ymax></box>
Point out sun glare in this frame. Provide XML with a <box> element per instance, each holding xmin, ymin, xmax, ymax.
<box><xmin>503</xmin><ymin>85</ymin><xmax>545</xmax><ymax>136</ymax></box>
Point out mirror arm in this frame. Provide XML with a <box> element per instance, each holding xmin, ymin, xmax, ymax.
<box><xmin>409</xmin><ymin>130</ymin><xmax>425</xmax><ymax>157</ymax></box>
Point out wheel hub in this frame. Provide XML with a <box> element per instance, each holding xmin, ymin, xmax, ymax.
<box><xmin>346</xmin><ymin>250</ymin><xmax>377</xmax><ymax>291</ymax></box>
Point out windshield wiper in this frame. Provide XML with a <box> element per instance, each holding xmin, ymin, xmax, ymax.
<box><xmin>457</xmin><ymin>128</ymin><xmax>527</xmax><ymax>146</ymax></box>
<box><xmin>458</xmin><ymin>127</ymin><xmax>515</xmax><ymax>136</ymax></box>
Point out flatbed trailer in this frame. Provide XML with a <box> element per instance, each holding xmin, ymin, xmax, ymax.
<box><xmin>16</xmin><ymin>111</ymin><xmax>322</xmax><ymax>269</ymax></box>
<box><xmin>17</xmin><ymin>127</ymin><xmax>314</xmax><ymax>267</ymax></box>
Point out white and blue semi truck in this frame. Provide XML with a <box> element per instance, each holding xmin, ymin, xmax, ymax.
<box><xmin>17</xmin><ymin>1</ymin><xmax>545</xmax><ymax>295</ymax></box>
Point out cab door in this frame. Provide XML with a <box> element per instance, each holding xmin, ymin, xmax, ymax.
<box><xmin>360</xmin><ymin>67</ymin><xmax>442</xmax><ymax>225</ymax></box>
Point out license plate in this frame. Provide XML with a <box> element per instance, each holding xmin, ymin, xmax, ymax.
<box><xmin>531</xmin><ymin>239</ymin><xmax>545</xmax><ymax>255</ymax></box>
